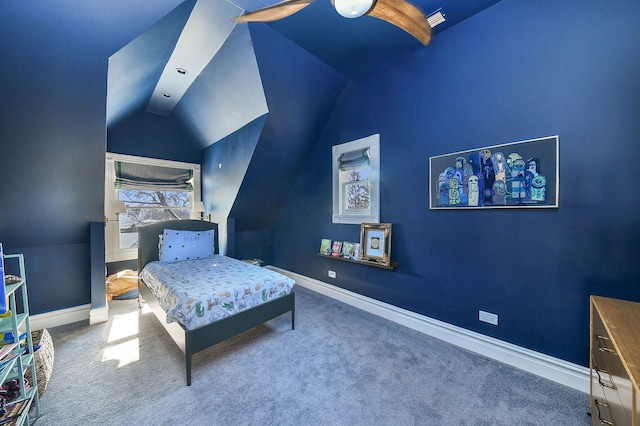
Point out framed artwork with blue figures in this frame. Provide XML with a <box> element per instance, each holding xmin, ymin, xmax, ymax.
<box><xmin>429</xmin><ymin>135</ymin><xmax>559</xmax><ymax>210</ymax></box>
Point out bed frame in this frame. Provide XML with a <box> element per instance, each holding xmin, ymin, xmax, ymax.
<box><xmin>137</xmin><ymin>219</ymin><xmax>295</xmax><ymax>386</ymax></box>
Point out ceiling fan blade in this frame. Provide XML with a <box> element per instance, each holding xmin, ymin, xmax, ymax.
<box><xmin>233</xmin><ymin>0</ymin><xmax>314</xmax><ymax>23</ymax></box>
<box><xmin>366</xmin><ymin>0</ymin><xmax>431</xmax><ymax>45</ymax></box>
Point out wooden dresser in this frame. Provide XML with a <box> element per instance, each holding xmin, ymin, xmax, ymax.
<box><xmin>590</xmin><ymin>296</ymin><xmax>640</xmax><ymax>426</ymax></box>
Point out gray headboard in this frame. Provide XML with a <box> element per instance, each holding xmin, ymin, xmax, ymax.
<box><xmin>137</xmin><ymin>220</ymin><xmax>219</xmax><ymax>272</ymax></box>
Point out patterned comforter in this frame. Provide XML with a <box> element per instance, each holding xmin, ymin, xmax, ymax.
<box><xmin>139</xmin><ymin>255</ymin><xmax>295</xmax><ymax>330</ymax></box>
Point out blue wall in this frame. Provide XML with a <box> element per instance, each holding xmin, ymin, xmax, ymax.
<box><xmin>228</xmin><ymin>24</ymin><xmax>347</xmax><ymax>235</ymax></box>
<box><xmin>0</xmin><ymin>5</ymin><xmax>107</xmax><ymax>313</ymax></box>
<box><xmin>209</xmin><ymin>24</ymin><xmax>346</xmax><ymax>260</ymax></box>
<box><xmin>107</xmin><ymin>111</ymin><xmax>201</xmax><ymax>164</ymax></box>
<box><xmin>201</xmin><ymin>115</ymin><xmax>266</xmax><ymax>255</ymax></box>
<box><xmin>269</xmin><ymin>0</ymin><xmax>640</xmax><ymax>366</ymax></box>
<box><xmin>0</xmin><ymin>2</ymin><xmax>184</xmax><ymax>314</ymax></box>
<box><xmin>2</xmin><ymin>0</ymin><xmax>639</xmax><ymax>369</ymax></box>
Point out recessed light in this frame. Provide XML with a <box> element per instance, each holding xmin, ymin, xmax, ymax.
<box><xmin>163</xmin><ymin>93</ymin><xmax>171</xmax><ymax>98</ymax></box>
<box><xmin>176</xmin><ymin>68</ymin><xmax>187</xmax><ymax>75</ymax></box>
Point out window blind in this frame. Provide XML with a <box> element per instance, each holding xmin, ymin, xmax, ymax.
<box><xmin>338</xmin><ymin>148</ymin><xmax>370</xmax><ymax>171</ymax></box>
<box><xmin>114</xmin><ymin>161</ymin><xmax>193</xmax><ymax>191</ymax></box>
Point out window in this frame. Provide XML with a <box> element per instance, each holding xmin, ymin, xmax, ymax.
<box><xmin>105</xmin><ymin>153</ymin><xmax>202</xmax><ymax>262</ymax></box>
<box><xmin>332</xmin><ymin>134</ymin><xmax>380</xmax><ymax>224</ymax></box>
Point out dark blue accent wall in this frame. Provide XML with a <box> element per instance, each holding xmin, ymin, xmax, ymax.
<box><xmin>0</xmin><ymin>6</ymin><xmax>107</xmax><ymax>314</ymax></box>
<box><xmin>201</xmin><ymin>115</ymin><xmax>266</xmax><ymax>255</ymax></box>
<box><xmin>107</xmin><ymin>111</ymin><xmax>201</xmax><ymax>164</ymax></box>
<box><xmin>0</xmin><ymin>2</ymin><xmax>184</xmax><ymax>314</ymax></box>
<box><xmin>269</xmin><ymin>0</ymin><xmax>640</xmax><ymax>366</ymax></box>
<box><xmin>230</xmin><ymin>24</ymin><xmax>347</xmax><ymax>234</ymax></box>
<box><xmin>2</xmin><ymin>0</ymin><xmax>639</xmax><ymax>370</ymax></box>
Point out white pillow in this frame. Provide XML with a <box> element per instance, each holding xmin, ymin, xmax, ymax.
<box><xmin>159</xmin><ymin>229</ymin><xmax>215</xmax><ymax>263</ymax></box>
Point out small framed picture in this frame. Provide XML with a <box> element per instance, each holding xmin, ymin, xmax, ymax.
<box><xmin>351</xmin><ymin>243</ymin><xmax>361</xmax><ymax>261</ymax></box>
<box><xmin>341</xmin><ymin>241</ymin><xmax>355</xmax><ymax>258</ymax></box>
<box><xmin>320</xmin><ymin>239</ymin><xmax>332</xmax><ymax>255</ymax></box>
<box><xmin>331</xmin><ymin>241</ymin><xmax>343</xmax><ymax>257</ymax></box>
<box><xmin>360</xmin><ymin>223</ymin><xmax>392</xmax><ymax>266</ymax></box>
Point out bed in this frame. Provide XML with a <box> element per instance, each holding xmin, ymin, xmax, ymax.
<box><xmin>137</xmin><ymin>219</ymin><xmax>295</xmax><ymax>386</ymax></box>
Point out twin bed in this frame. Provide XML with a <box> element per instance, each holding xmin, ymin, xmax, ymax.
<box><xmin>137</xmin><ymin>220</ymin><xmax>295</xmax><ymax>385</ymax></box>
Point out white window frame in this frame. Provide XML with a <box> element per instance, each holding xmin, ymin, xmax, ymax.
<box><xmin>105</xmin><ymin>153</ymin><xmax>202</xmax><ymax>262</ymax></box>
<box><xmin>332</xmin><ymin>134</ymin><xmax>380</xmax><ymax>224</ymax></box>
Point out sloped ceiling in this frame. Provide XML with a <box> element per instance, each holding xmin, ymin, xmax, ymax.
<box><xmin>145</xmin><ymin>0</ymin><xmax>242</xmax><ymax>117</ymax></box>
<box><xmin>107</xmin><ymin>0</ymin><xmax>267</xmax><ymax>150</ymax></box>
<box><xmin>106</xmin><ymin>0</ymin><xmax>504</xmax><ymax>150</ymax></box>
<box><xmin>104</xmin><ymin>0</ymin><xmax>504</xmax><ymax>238</ymax></box>
<box><xmin>266</xmin><ymin>0</ymin><xmax>505</xmax><ymax>77</ymax></box>
<box><xmin>172</xmin><ymin>24</ymin><xmax>267</xmax><ymax>149</ymax></box>
<box><xmin>106</xmin><ymin>1</ymin><xmax>196</xmax><ymax>128</ymax></box>
<box><xmin>228</xmin><ymin>23</ymin><xmax>349</xmax><ymax>232</ymax></box>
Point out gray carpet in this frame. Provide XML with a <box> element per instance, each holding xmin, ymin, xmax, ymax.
<box><xmin>35</xmin><ymin>286</ymin><xmax>591</xmax><ymax>425</ymax></box>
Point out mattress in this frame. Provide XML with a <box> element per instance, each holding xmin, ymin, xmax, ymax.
<box><xmin>139</xmin><ymin>255</ymin><xmax>295</xmax><ymax>330</ymax></box>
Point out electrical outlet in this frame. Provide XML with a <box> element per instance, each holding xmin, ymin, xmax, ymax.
<box><xmin>328</xmin><ymin>270</ymin><xmax>336</xmax><ymax>278</ymax></box>
<box><xmin>479</xmin><ymin>310</ymin><xmax>498</xmax><ymax>325</ymax></box>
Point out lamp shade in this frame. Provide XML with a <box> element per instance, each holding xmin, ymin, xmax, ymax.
<box><xmin>333</xmin><ymin>0</ymin><xmax>375</xmax><ymax>18</ymax></box>
<box><xmin>192</xmin><ymin>201</ymin><xmax>205</xmax><ymax>213</ymax></box>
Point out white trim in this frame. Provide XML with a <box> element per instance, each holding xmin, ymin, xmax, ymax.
<box><xmin>30</xmin><ymin>304</ymin><xmax>91</xmax><ymax>331</ymax></box>
<box><xmin>332</xmin><ymin>134</ymin><xmax>380</xmax><ymax>224</ymax></box>
<box><xmin>89</xmin><ymin>306</ymin><xmax>109</xmax><ymax>325</ymax></box>
<box><xmin>267</xmin><ymin>266</ymin><xmax>590</xmax><ymax>394</ymax></box>
<box><xmin>105</xmin><ymin>152</ymin><xmax>201</xmax><ymax>170</ymax></box>
<box><xmin>104</xmin><ymin>152</ymin><xmax>202</xmax><ymax>262</ymax></box>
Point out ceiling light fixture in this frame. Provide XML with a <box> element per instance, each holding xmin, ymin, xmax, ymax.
<box><xmin>236</xmin><ymin>0</ymin><xmax>432</xmax><ymax>45</ymax></box>
<box><xmin>427</xmin><ymin>10</ymin><xmax>446</xmax><ymax>28</ymax></box>
<box><xmin>333</xmin><ymin>0</ymin><xmax>375</xmax><ymax>18</ymax></box>
<box><xmin>176</xmin><ymin>68</ymin><xmax>188</xmax><ymax>75</ymax></box>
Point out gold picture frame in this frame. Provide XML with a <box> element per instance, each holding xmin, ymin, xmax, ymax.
<box><xmin>360</xmin><ymin>223</ymin><xmax>392</xmax><ymax>266</ymax></box>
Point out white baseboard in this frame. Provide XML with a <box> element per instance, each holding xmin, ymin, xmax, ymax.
<box><xmin>30</xmin><ymin>304</ymin><xmax>91</xmax><ymax>331</ymax></box>
<box><xmin>268</xmin><ymin>266</ymin><xmax>590</xmax><ymax>394</ymax></box>
<box><xmin>89</xmin><ymin>306</ymin><xmax>109</xmax><ymax>325</ymax></box>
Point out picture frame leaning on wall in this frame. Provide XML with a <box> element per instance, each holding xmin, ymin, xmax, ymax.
<box><xmin>360</xmin><ymin>223</ymin><xmax>392</xmax><ymax>266</ymax></box>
